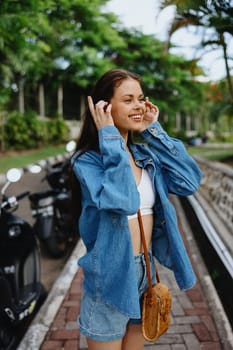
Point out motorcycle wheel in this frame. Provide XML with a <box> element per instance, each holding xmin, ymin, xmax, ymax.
<box><xmin>38</xmin><ymin>283</ymin><xmax>48</xmax><ymax>306</ymax></box>
<box><xmin>45</xmin><ymin>225</ymin><xmax>67</xmax><ymax>259</ymax></box>
<box><xmin>0</xmin><ymin>324</ymin><xmax>16</xmax><ymax>350</ymax></box>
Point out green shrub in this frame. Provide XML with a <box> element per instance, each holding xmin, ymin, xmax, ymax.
<box><xmin>4</xmin><ymin>112</ymin><xmax>69</xmax><ymax>150</ymax></box>
<box><xmin>170</xmin><ymin>128</ymin><xmax>188</xmax><ymax>142</ymax></box>
<box><xmin>215</xmin><ymin>132</ymin><xmax>233</xmax><ymax>143</ymax></box>
<box><xmin>46</xmin><ymin>119</ymin><xmax>69</xmax><ymax>144</ymax></box>
<box><xmin>5</xmin><ymin>111</ymin><xmax>40</xmax><ymax>149</ymax></box>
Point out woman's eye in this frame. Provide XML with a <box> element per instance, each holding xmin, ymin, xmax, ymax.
<box><xmin>124</xmin><ymin>98</ymin><xmax>145</xmax><ymax>104</ymax></box>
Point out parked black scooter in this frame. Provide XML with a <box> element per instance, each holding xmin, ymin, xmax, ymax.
<box><xmin>0</xmin><ymin>167</ymin><xmax>46</xmax><ymax>350</ymax></box>
<box><xmin>29</xmin><ymin>141</ymin><xmax>78</xmax><ymax>258</ymax></box>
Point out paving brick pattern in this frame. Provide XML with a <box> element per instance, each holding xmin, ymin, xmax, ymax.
<box><xmin>40</xmin><ymin>197</ymin><xmax>223</xmax><ymax>350</ymax></box>
<box><xmin>40</xmin><ymin>263</ymin><xmax>222</xmax><ymax>350</ymax></box>
<box><xmin>40</xmin><ymin>268</ymin><xmax>83</xmax><ymax>350</ymax></box>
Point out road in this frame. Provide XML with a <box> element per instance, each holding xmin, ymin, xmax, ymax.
<box><xmin>1</xmin><ymin>168</ymin><xmax>73</xmax><ymax>292</ymax></box>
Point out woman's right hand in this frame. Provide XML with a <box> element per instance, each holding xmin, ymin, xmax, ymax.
<box><xmin>87</xmin><ymin>96</ymin><xmax>114</xmax><ymax>130</ymax></box>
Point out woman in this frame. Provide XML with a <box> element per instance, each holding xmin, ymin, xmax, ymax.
<box><xmin>71</xmin><ymin>69</ymin><xmax>202</xmax><ymax>350</ymax></box>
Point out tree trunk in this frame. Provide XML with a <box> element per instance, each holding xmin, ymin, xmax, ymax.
<box><xmin>176</xmin><ymin>112</ymin><xmax>181</xmax><ymax>130</ymax></box>
<box><xmin>39</xmin><ymin>83</ymin><xmax>45</xmax><ymax>117</ymax></box>
<box><xmin>186</xmin><ymin>115</ymin><xmax>191</xmax><ymax>131</ymax></box>
<box><xmin>57</xmin><ymin>84</ymin><xmax>63</xmax><ymax>118</ymax></box>
<box><xmin>18</xmin><ymin>78</ymin><xmax>24</xmax><ymax>114</ymax></box>
<box><xmin>220</xmin><ymin>33</ymin><xmax>233</xmax><ymax>102</ymax></box>
<box><xmin>194</xmin><ymin>114</ymin><xmax>199</xmax><ymax>132</ymax></box>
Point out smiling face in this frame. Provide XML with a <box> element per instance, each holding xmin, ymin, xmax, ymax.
<box><xmin>110</xmin><ymin>78</ymin><xmax>145</xmax><ymax>140</ymax></box>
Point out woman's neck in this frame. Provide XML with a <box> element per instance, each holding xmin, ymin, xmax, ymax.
<box><xmin>119</xmin><ymin>131</ymin><xmax>128</xmax><ymax>147</ymax></box>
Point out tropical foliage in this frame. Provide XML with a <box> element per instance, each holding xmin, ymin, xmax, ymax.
<box><xmin>160</xmin><ymin>0</ymin><xmax>233</xmax><ymax>134</ymax></box>
<box><xmin>0</xmin><ymin>0</ymin><xmax>232</xmax><ymax>151</ymax></box>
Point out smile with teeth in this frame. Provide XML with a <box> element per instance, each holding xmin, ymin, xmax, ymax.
<box><xmin>129</xmin><ymin>114</ymin><xmax>143</xmax><ymax>121</ymax></box>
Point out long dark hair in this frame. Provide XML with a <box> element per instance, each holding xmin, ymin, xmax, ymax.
<box><xmin>71</xmin><ymin>69</ymin><xmax>142</xmax><ymax>229</ymax></box>
<box><xmin>77</xmin><ymin>68</ymin><xmax>142</xmax><ymax>154</ymax></box>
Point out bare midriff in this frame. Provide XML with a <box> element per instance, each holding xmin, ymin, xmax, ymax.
<box><xmin>127</xmin><ymin>150</ymin><xmax>153</xmax><ymax>255</ymax></box>
<box><xmin>128</xmin><ymin>214</ymin><xmax>153</xmax><ymax>255</ymax></box>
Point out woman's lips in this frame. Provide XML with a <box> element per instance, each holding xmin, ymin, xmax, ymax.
<box><xmin>128</xmin><ymin>114</ymin><xmax>143</xmax><ymax>121</ymax></box>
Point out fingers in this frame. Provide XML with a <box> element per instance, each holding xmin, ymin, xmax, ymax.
<box><xmin>145</xmin><ymin>97</ymin><xmax>159</xmax><ymax>120</ymax></box>
<box><xmin>87</xmin><ymin>95</ymin><xmax>95</xmax><ymax>115</ymax></box>
<box><xmin>87</xmin><ymin>96</ymin><xmax>113</xmax><ymax>130</ymax></box>
<box><xmin>96</xmin><ymin>100</ymin><xmax>109</xmax><ymax>114</ymax></box>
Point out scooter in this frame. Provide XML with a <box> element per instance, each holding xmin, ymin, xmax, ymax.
<box><xmin>29</xmin><ymin>141</ymin><xmax>78</xmax><ymax>258</ymax></box>
<box><xmin>0</xmin><ymin>167</ymin><xmax>46</xmax><ymax>350</ymax></box>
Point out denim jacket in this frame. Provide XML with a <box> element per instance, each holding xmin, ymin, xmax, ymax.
<box><xmin>72</xmin><ymin>122</ymin><xmax>202</xmax><ymax>318</ymax></box>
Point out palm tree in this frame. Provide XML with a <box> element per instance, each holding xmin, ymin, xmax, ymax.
<box><xmin>160</xmin><ymin>0</ymin><xmax>233</xmax><ymax>101</ymax></box>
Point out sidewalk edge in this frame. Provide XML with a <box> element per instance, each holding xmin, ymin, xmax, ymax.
<box><xmin>18</xmin><ymin>239</ymin><xmax>86</xmax><ymax>350</ymax></box>
<box><xmin>0</xmin><ymin>153</ymin><xmax>69</xmax><ymax>185</ymax></box>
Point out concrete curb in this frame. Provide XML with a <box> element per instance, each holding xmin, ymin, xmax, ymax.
<box><xmin>0</xmin><ymin>153</ymin><xmax>70</xmax><ymax>185</ymax></box>
<box><xmin>18</xmin><ymin>239</ymin><xmax>86</xmax><ymax>350</ymax></box>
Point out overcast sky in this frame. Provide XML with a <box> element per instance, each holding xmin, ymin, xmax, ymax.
<box><xmin>105</xmin><ymin>0</ymin><xmax>233</xmax><ymax>81</ymax></box>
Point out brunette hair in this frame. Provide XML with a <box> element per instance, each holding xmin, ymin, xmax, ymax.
<box><xmin>70</xmin><ymin>69</ymin><xmax>142</xmax><ymax>230</ymax></box>
<box><xmin>76</xmin><ymin>68</ymin><xmax>142</xmax><ymax>154</ymax></box>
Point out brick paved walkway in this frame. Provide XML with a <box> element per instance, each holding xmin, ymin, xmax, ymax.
<box><xmin>40</xmin><ymin>265</ymin><xmax>222</xmax><ymax>350</ymax></box>
<box><xmin>22</xmin><ymin>196</ymin><xmax>232</xmax><ymax>349</ymax></box>
<box><xmin>40</xmin><ymin>268</ymin><xmax>83</xmax><ymax>350</ymax></box>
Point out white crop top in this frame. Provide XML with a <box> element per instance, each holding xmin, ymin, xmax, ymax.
<box><xmin>128</xmin><ymin>168</ymin><xmax>155</xmax><ymax>220</ymax></box>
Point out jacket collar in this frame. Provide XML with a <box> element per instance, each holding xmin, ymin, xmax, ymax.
<box><xmin>129</xmin><ymin>143</ymin><xmax>156</xmax><ymax>168</ymax></box>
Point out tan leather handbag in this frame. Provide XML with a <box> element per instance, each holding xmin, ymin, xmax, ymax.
<box><xmin>138</xmin><ymin>210</ymin><xmax>172</xmax><ymax>342</ymax></box>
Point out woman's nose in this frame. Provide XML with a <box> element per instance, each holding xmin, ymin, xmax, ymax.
<box><xmin>133</xmin><ymin>100</ymin><xmax>142</xmax><ymax>110</ymax></box>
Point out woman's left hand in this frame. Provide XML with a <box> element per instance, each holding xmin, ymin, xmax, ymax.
<box><xmin>140</xmin><ymin>98</ymin><xmax>159</xmax><ymax>131</ymax></box>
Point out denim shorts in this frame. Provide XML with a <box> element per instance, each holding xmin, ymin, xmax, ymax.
<box><xmin>78</xmin><ymin>249</ymin><xmax>156</xmax><ymax>341</ymax></box>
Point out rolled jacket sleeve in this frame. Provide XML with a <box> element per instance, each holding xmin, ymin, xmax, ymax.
<box><xmin>140</xmin><ymin>122</ymin><xmax>202</xmax><ymax>195</ymax></box>
<box><xmin>73</xmin><ymin>126</ymin><xmax>140</xmax><ymax>214</ymax></box>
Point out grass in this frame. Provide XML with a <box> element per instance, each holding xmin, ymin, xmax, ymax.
<box><xmin>0</xmin><ymin>144</ymin><xmax>67</xmax><ymax>174</ymax></box>
<box><xmin>187</xmin><ymin>145</ymin><xmax>233</xmax><ymax>162</ymax></box>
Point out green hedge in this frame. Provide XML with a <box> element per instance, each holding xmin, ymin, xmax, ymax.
<box><xmin>3</xmin><ymin>112</ymin><xmax>69</xmax><ymax>150</ymax></box>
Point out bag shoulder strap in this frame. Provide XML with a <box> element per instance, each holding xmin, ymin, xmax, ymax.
<box><xmin>137</xmin><ymin>210</ymin><xmax>160</xmax><ymax>294</ymax></box>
